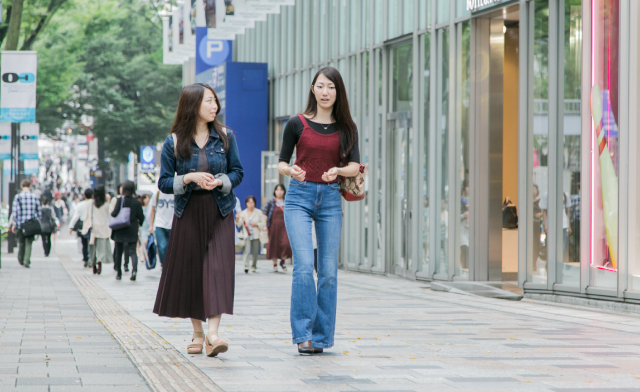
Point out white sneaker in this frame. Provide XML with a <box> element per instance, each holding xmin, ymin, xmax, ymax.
<box><xmin>251</xmin><ymin>267</ymin><xmax>257</xmax><ymax>273</ymax></box>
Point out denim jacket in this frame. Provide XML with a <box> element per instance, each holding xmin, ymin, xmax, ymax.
<box><xmin>158</xmin><ymin>126</ymin><xmax>244</xmax><ymax>218</ymax></box>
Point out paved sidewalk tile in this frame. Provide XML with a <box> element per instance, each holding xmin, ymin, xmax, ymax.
<box><xmin>0</xmin><ymin>237</ymin><xmax>152</xmax><ymax>391</ymax></box>
<box><xmin>71</xmin><ymin>240</ymin><xmax>640</xmax><ymax>392</ymax></box>
<box><xmin>8</xmin><ymin>234</ymin><xmax>640</xmax><ymax>392</ymax></box>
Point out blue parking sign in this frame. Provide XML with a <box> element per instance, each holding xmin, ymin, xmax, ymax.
<box><xmin>140</xmin><ymin>145</ymin><xmax>155</xmax><ymax>172</ymax></box>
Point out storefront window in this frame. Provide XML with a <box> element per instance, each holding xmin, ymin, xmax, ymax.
<box><xmin>349</xmin><ymin>0</ymin><xmax>358</xmax><ymax>52</ymax></box>
<box><xmin>362</xmin><ymin>0</ymin><xmax>369</xmax><ymax>47</ymax></box>
<box><xmin>374</xmin><ymin>0</ymin><xmax>383</xmax><ymax>44</ymax></box>
<box><xmin>527</xmin><ymin>1</ymin><xmax>549</xmax><ymax>284</ymax></box>
<box><xmin>557</xmin><ymin>0</ymin><xmax>582</xmax><ymax>287</ymax></box>
<box><xmin>435</xmin><ymin>27</ymin><xmax>449</xmax><ymax>276</ymax></box>
<box><xmin>590</xmin><ymin>0</ymin><xmax>619</xmax><ymax>290</ymax></box>
<box><xmin>419</xmin><ymin>33</ymin><xmax>431</xmax><ymax>274</ymax></box>
<box><xmin>402</xmin><ymin>0</ymin><xmax>413</xmax><ymax>35</ymax></box>
<box><xmin>388</xmin><ymin>0</ymin><xmax>399</xmax><ymax>39</ymax></box>
<box><xmin>456</xmin><ymin>0</ymin><xmax>471</xmax><ymax>18</ymax></box>
<box><xmin>419</xmin><ymin>0</ymin><xmax>431</xmax><ymax>30</ymax></box>
<box><xmin>339</xmin><ymin>0</ymin><xmax>347</xmax><ymax>55</ymax></box>
<box><xmin>455</xmin><ymin>21</ymin><xmax>471</xmax><ymax>279</ymax></box>
<box><xmin>437</xmin><ymin>0</ymin><xmax>449</xmax><ymax>24</ymax></box>
<box><xmin>374</xmin><ymin>49</ymin><xmax>383</xmax><ymax>267</ymax></box>
<box><xmin>363</xmin><ymin>52</ymin><xmax>370</xmax><ymax>266</ymax></box>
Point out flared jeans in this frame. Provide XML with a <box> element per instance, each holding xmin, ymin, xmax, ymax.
<box><xmin>284</xmin><ymin>179</ymin><xmax>342</xmax><ymax>348</ymax></box>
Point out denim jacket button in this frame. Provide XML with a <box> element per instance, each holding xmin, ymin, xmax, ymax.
<box><xmin>210</xmin><ymin>153</ymin><xmax>213</xmax><ymax>156</ymax></box>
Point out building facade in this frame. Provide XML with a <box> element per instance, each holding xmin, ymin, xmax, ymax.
<box><xmin>234</xmin><ymin>0</ymin><xmax>640</xmax><ymax>304</ymax></box>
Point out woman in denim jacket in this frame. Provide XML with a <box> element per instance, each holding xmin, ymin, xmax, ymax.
<box><xmin>153</xmin><ymin>83</ymin><xmax>243</xmax><ymax>358</ymax></box>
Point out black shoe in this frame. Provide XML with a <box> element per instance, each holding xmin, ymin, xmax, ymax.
<box><xmin>297</xmin><ymin>341</ymin><xmax>314</xmax><ymax>355</ymax></box>
<box><xmin>130</xmin><ymin>272</ymin><xmax>136</xmax><ymax>281</ymax></box>
<box><xmin>97</xmin><ymin>262</ymin><xmax>102</xmax><ymax>275</ymax></box>
<box><xmin>314</xmin><ymin>347</ymin><xmax>323</xmax><ymax>354</ymax></box>
<box><xmin>84</xmin><ymin>262</ymin><xmax>88</xmax><ymax>268</ymax></box>
<box><xmin>124</xmin><ymin>266</ymin><xmax>129</xmax><ymax>272</ymax></box>
<box><xmin>24</xmin><ymin>265</ymin><xmax>30</xmax><ymax>269</ymax></box>
<box><xmin>116</xmin><ymin>274</ymin><xmax>122</xmax><ymax>280</ymax></box>
<box><xmin>244</xmin><ymin>269</ymin><xmax>249</xmax><ymax>274</ymax></box>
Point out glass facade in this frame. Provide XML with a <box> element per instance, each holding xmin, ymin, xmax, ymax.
<box><xmin>234</xmin><ymin>0</ymin><xmax>640</xmax><ymax>305</ymax></box>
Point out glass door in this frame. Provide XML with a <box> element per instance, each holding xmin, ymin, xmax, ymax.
<box><xmin>389</xmin><ymin>112</ymin><xmax>413</xmax><ymax>277</ymax></box>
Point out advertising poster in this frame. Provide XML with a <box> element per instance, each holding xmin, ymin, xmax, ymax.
<box><xmin>1</xmin><ymin>51</ymin><xmax>37</xmax><ymax>123</ymax></box>
<box><xmin>178</xmin><ymin>2</ymin><xmax>185</xmax><ymax>44</ymax></box>
<box><xmin>19</xmin><ymin>123</ymin><xmax>39</xmax><ymax>160</ymax></box>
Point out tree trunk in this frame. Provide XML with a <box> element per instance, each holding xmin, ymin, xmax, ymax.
<box><xmin>5</xmin><ymin>0</ymin><xmax>25</xmax><ymax>50</ymax></box>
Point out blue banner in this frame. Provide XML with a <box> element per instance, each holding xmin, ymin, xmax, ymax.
<box><xmin>0</xmin><ymin>108</ymin><xmax>35</xmax><ymax>123</ymax></box>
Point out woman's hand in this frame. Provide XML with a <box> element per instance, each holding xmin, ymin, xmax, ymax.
<box><xmin>185</xmin><ymin>172</ymin><xmax>215</xmax><ymax>186</ymax></box>
<box><xmin>251</xmin><ymin>222</ymin><xmax>259</xmax><ymax>227</ymax></box>
<box><xmin>199</xmin><ymin>178</ymin><xmax>223</xmax><ymax>191</ymax></box>
<box><xmin>321</xmin><ymin>167</ymin><xmax>339</xmax><ymax>182</ymax></box>
<box><xmin>290</xmin><ymin>165</ymin><xmax>306</xmax><ymax>182</ymax></box>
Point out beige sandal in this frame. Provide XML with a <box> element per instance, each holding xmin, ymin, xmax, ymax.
<box><xmin>204</xmin><ymin>334</ymin><xmax>229</xmax><ymax>357</ymax></box>
<box><xmin>187</xmin><ymin>332</ymin><xmax>205</xmax><ymax>354</ymax></box>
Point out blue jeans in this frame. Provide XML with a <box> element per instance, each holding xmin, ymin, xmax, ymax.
<box><xmin>155</xmin><ymin>227</ymin><xmax>171</xmax><ymax>266</ymax></box>
<box><xmin>284</xmin><ymin>179</ymin><xmax>342</xmax><ymax>348</ymax></box>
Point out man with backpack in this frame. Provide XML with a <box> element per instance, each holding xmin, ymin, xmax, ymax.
<box><xmin>10</xmin><ymin>180</ymin><xmax>42</xmax><ymax>268</ymax></box>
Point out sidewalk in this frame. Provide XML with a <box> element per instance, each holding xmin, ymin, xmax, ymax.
<box><xmin>0</xmin><ymin>235</ymin><xmax>151</xmax><ymax>391</ymax></box>
<box><xmin>4</xmin><ymin>234</ymin><xmax>640</xmax><ymax>391</ymax></box>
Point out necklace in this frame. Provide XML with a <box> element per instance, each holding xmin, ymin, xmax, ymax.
<box><xmin>321</xmin><ymin>123</ymin><xmax>331</xmax><ymax>130</ymax></box>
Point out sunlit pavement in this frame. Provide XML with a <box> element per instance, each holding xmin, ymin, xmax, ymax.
<box><xmin>2</xmin><ymin>233</ymin><xmax>640</xmax><ymax>391</ymax></box>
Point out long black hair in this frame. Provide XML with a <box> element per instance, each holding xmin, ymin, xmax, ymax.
<box><xmin>303</xmin><ymin>67</ymin><xmax>357</xmax><ymax>162</ymax></box>
<box><xmin>170</xmin><ymin>83</ymin><xmax>229</xmax><ymax>159</ymax></box>
<box><xmin>122</xmin><ymin>180</ymin><xmax>136</xmax><ymax>197</ymax></box>
<box><xmin>94</xmin><ymin>186</ymin><xmax>106</xmax><ymax>208</ymax></box>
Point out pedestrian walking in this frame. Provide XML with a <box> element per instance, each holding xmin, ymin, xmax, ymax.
<box><xmin>82</xmin><ymin>186</ymin><xmax>113</xmax><ymax>275</ymax></box>
<box><xmin>277</xmin><ymin>67</ymin><xmax>361</xmax><ymax>354</ymax></box>
<box><xmin>69</xmin><ymin>188</ymin><xmax>93</xmax><ymax>267</ymax></box>
<box><xmin>39</xmin><ymin>198</ymin><xmax>56</xmax><ymax>257</ymax></box>
<box><xmin>153</xmin><ymin>83</ymin><xmax>243</xmax><ymax>357</ymax></box>
<box><xmin>147</xmin><ymin>189</ymin><xmax>174</xmax><ymax>267</ymax></box>
<box><xmin>54</xmin><ymin>196</ymin><xmax>67</xmax><ymax>224</ymax></box>
<box><xmin>110</xmin><ymin>183</ymin><xmax>123</xmax><ymax>270</ymax></box>
<box><xmin>10</xmin><ymin>179</ymin><xmax>42</xmax><ymax>268</ymax></box>
<box><xmin>137</xmin><ymin>193</ymin><xmax>151</xmax><ymax>265</ymax></box>
<box><xmin>236</xmin><ymin>195</ymin><xmax>265</xmax><ymax>274</ymax></box>
<box><xmin>111</xmin><ymin>180</ymin><xmax>145</xmax><ymax>281</ymax></box>
<box><xmin>263</xmin><ymin>184</ymin><xmax>291</xmax><ymax>272</ymax></box>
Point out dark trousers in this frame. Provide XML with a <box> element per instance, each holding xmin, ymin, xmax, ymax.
<box><xmin>17</xmin><ymin>231</ymin><xmax>34</xmax><ymax>267</ymax></box>
<box><xmin>114</xmin><ymin>241</ymin><xmax>137</xmax><ymax>275</ymax></box>
<box><xmin>41</xmin><ymin>233</ymin><xmax>52</xmax><ymax>256</ymax></box>
<box><xmin>80</xmin><ymin>235</ymin><xmax>89</xmax><ymax>262</ymax></box>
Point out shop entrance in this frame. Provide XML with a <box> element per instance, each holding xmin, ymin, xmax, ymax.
<box><xmin>474</xmin><ymin>5</ymin><xmax>520</xmax><ymax>281</ymax></box>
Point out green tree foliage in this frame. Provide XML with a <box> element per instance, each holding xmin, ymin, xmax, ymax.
<box><xmin>34</xmin><ymin>0</ymin><xmax>181</xmax><ymax>162</ymax></box>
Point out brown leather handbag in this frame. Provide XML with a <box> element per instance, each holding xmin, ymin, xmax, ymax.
<box><xmin>338</xmin><ymin>164</ymin><xmax>365</xmax><ymax>202</ymax></box>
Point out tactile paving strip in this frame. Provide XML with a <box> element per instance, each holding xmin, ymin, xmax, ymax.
<box><xmin>59</xmin><ymin>255</ymin><xmax>223</xmax><ymax>392</ymax></box>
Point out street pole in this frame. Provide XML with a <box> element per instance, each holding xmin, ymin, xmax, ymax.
<box><xmin>7</xmin><ymin>123</ymin><xmax>17</xmax><ymax>254</ymax></box>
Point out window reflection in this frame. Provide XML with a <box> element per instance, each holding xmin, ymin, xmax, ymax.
<box><xmin>590</xmin><ymin>0</ymin><xmax>619</xmax><ymax>289</ymax></box>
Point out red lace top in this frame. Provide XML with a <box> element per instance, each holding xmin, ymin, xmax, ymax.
<box><xmin>293</xmin><ymin>114</ymin><xmax>341</xmax><ymax>183</ymax></box>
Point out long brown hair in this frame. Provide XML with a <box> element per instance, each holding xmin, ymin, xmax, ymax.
<box><xmin>303</xmin><ymin>67</ymin><xmax>357</xmax><ymax>162</ymax></box>
<box><xmin>170</xmin><ymin>83</ymin><xmax>229</xmax><ymax>159</ymax></box>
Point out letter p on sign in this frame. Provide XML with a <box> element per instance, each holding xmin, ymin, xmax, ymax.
<box><xmin>207</xmin><ymin>41</ymin><xmax>223</xmax><ymax>57</ymax></box>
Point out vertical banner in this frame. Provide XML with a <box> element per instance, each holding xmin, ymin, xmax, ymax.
<box><xmin>19</xmin><ymin>123</ymin><xmax>39</xmax><ymax>160</ymax></box>
<box><xmin>0</xmin><ymin>123</ymin><xmax>10</xmax><ymax>160</ymax></box>
<box><xmin>1</xmin><ymin>51</ymin><xmax>37</xmax><ymax>123</ymax></box>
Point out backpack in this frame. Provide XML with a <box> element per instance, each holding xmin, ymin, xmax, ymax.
<box><xmin>40</xmin><ymin>207</ymin><xmax>56</xmax><ymax>234</ymax></box>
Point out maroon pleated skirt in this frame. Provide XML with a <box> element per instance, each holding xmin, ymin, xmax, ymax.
<box><xmin>153</xmin><ymin>191</ymin><xmax>235</xmax><ymax>321</ymax></box>
<box><xmin>266</xmin><ymin>206</ymin><xmax>292</xmax><ymax>260</ymax></box>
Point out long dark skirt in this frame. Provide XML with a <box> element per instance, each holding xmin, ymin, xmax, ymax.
<box><xmin>153</xmin><ymin>191</ymin><xmax>235</xmax><ymax>321</ymax></box>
